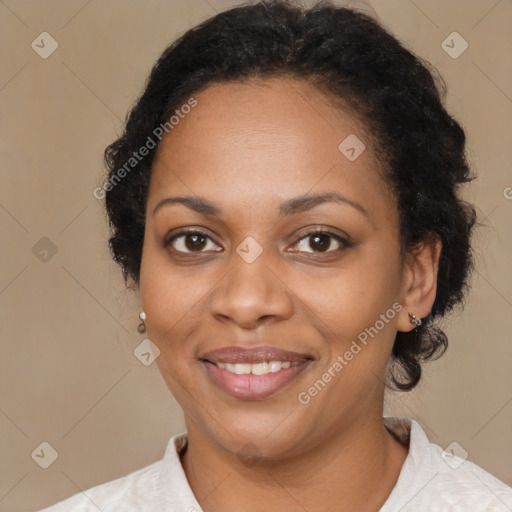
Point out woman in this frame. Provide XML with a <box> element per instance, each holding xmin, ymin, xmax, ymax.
<box><xmin>40</xmin><ymin>0</ymin><xmax>512</xmax><ymax>510</ymax></box>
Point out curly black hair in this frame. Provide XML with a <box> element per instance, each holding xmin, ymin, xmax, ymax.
<box><xmin>102</xmin><ymin>0</ymin><xmax>476</xmax><ymax>391</ymax></box>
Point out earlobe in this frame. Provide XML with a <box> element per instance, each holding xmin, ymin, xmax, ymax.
<box><xmin>397</xmin><ymin>236</ymin><xmax>442</xmax><ymax>332</ymax></box>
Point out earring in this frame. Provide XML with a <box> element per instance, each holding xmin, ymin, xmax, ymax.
<box><xmin>408</xmin><ymin>313</ymin><xmax>422</xmax><ymax>328</ymax></box>
<box><xmin>137</xmin><ymin>311</ymin><xmax>146</xmax><ymax>334</ymax></box>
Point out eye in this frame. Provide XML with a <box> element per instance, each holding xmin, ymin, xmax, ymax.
<box><xmin>164</xmin><ymin>227</ymin><xmax>349</xmax><ymax>256</ymax></box>
<box><xmin>291</xmin><ymin>228</ymin><xmax>349</xmax><ymax>254</ymax></box>
<box><xmin>164</xmin><ymin>229</ymin><xmax>221</xmax><ymax>254</ymax></box>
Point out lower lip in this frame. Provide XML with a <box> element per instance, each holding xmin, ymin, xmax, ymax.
<box><xmin>202</xmin><ymin>361</ymin><xmax>310</xmax><ymax>400</ymax></box>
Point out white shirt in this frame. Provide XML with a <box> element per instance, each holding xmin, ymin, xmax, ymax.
<box><xmin>39</xmin><ymin>417</ymin><xmax>512</xmax><ymax>511</ymax></box>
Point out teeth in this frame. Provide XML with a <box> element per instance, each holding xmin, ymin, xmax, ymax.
<box><xmin>216</xmin><ymin>360</ymin><xmax>298</xmax><ymax>375</ymax></box>
<box><xmin>269</xmin><ymin>361</ymin><xmax>282</xmax><ymax>372</ymax></box>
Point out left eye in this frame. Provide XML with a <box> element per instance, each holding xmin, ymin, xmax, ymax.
<box><xmin>292</xmin><ymin>230</ymin><xmax>348</xmax><ymax>254</ymax></box>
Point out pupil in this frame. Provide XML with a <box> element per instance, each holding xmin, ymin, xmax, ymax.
<box><xmin>311</xmin><ymin>233</ymin><xmax>329</xmax><ymax>252</ymax></box>
<box><xmin>186</xmin><ymin>234</ymin><xmax>206</xmax><ymax>251</ymax></box>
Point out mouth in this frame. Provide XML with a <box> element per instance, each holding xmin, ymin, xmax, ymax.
<box><xmin>208</xmin><ymin>360</ymin><xmax>303</xmax><ymax>374</ymax></box>
<box><xmin>199</xmin><ymin>345</ymin><xmax>314</xmax><ymax>400</ymax></box>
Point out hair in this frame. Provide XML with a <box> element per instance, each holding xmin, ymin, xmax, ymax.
<box><xmin>103</xmin><ymin>0</ymin><xmax>476</xmax><ymax>391</ymax></box>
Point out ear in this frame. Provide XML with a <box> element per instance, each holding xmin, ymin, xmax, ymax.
<box><xmin>396</xmin><ymin>235</ymin><xmax>442</xmax><ymax>332</ymax></box>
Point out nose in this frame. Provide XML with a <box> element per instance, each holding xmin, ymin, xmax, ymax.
<box><xmin>209</xmin><ymin>252</ymin><xmax>294</xmax><ymax>329</ymax></box>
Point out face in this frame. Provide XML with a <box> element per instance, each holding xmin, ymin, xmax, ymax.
<box><xmin>139</xmin><ymin>77</ymin><xmax>411</xmax><ymax>459</ymax></box>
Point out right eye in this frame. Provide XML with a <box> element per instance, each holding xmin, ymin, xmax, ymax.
<box><xmin>164</xmin><ymin>229</ymin><xmax>222</xmax><ymax>255</ymax></box>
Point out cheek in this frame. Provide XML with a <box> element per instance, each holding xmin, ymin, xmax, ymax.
<box><xmin>140</xmin><ymin>253</ymin><xmax>206</xmax><ymax>399</ymax></box>
<box><xmin>295</xmin><ymin>249</ymin><xmax>401</xmax><ymax>332</ymax></box>
<box><xmin>294</xmin><ymin>249</ymin><xmax>403</xmax><ymax>381</ymax></box>
<box><xmin>139</xmin><ymin>244</ymin><xmax>195</xmax><ymax>348</ymax></box>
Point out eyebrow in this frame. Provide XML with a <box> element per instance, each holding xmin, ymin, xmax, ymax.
<box><xmin>152</xmin><ymin>192</ymin><xmax>368</xmax><ymax>218</ymax></box>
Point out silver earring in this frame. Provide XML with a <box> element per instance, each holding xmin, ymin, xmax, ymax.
<box><xmin>408</xmin><ymin>313</ymin><xmax>422</xmax><ymax>327</ymax></box>
<box><xmin>137</xmin><ymin>311</ymin><xmax>146</xmax><ymax>333</ymax></box>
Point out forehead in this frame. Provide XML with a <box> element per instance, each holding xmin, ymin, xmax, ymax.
<box><xmin>155</xmin><ymin>76</ymin><xmax>370</xmax><ymax>163</ymax></box>
<box><xmin>148</xmin><ymin>77</ymin><xmax>393</xmax><ymax>221</ymax></box>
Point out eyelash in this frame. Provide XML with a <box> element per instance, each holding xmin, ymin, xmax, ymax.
<box><xmin>163</xmin><ymin>227</ymin><xmax>350</xmax><ymax>256</ymax></box>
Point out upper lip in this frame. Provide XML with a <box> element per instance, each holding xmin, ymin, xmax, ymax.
<box><xmin>200</xmin><ymin>345</ymin><xmax>313</xmax><ymax>364</ymax></box>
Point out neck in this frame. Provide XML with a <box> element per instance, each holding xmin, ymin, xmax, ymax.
<box><xmin>180</xmin><ymin>414</ymin><xmax>409</xmax><ymax>512</ymax></box>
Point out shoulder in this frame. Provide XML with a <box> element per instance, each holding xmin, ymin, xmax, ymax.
<box><xmin>38</xmin><ymin>460</ymin><xmax>162</xmax><ymax>512</ymax></box>
<box><xmin>382</xmin><ymin>417</ymin><xmax>512</xmax><ymax>511</ymax></box>
<box><xmin>37</xmin><ymin>432</ymin><xmax>192</xmax><ymax>512</ymax></box>
<box><xmin>422</xmin><ymin>440</ymin><xmax>512</xmax><ymax>508</ymax></box>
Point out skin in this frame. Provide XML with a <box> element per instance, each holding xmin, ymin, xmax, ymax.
<box><xmin>139</xmin><ymin>76</ymin><xmax>441</xmax><ymax>512</ymax></box>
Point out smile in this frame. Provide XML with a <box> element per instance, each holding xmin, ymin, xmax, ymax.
<box><xmin>202</xmin><ymin>359</ymin><xmax>310</xmax><ymax>400</ymax></box>
<box><xmin>215</xmin><ymin>360</ymin><xmax>301</xmax><ymax>375</ymax></box>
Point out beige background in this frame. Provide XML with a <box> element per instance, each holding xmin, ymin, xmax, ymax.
<box><xmin>0</xmin><ymin>0</ymin><xmax>511</xmax><ymax>510</ymax></box>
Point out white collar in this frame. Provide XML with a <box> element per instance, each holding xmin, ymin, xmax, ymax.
<box><xmin>155</xmin><ymin>416</ymin><xmax>423</xmax><ymax>510</ymax></box>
